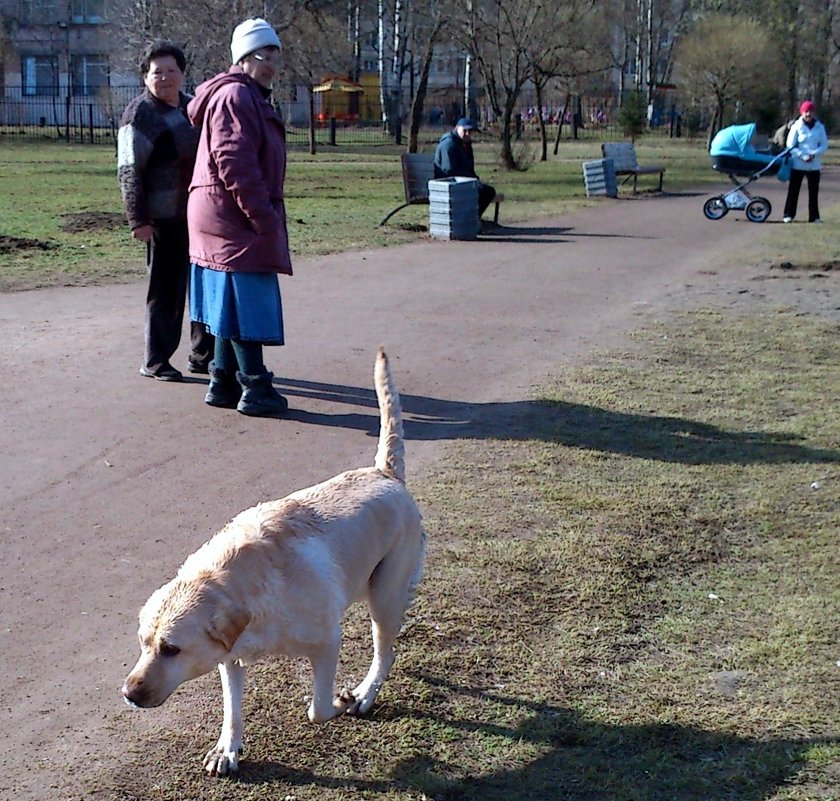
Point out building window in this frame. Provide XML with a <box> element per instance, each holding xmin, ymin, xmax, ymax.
<box><xmin>18</xmin><ymin>0</ymin><xmax>61</xmax><ymax>25</ymax></box>
<box><xmin>21</xmin><ymin>55</ymin><xmax>58</xmax><ymax>96</ymax></box>
<box><xmin>71</xmin><ymin>0</ymin><xmax>106</xmax><ymax>24</ymax></box>
<box><xmin>71</xmin><ymin>54</ymin><xmax>109</xmax><ymax>96</ymax></box>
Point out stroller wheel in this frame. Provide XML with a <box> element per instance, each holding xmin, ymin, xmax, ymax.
<box><xmin>703</xmin><ymin>196</ymin><xmax>728</xmax><ymax>220</ymax></box>
<box><xmin>746</xmin><ymin>197</ymin><xmax>772</xmax><ymax>223</ymax></box>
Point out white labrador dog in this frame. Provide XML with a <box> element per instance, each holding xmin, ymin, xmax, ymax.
<box><xmin>122</xmin><ymin>348</ymin><xmax>425</xmax><ymax>776</ymax></box>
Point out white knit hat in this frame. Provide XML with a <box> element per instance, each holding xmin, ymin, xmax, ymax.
<box><xmin>230</xmin><ymin>18</ymin><xmax>281</xmax><ymax>64</ymax></box>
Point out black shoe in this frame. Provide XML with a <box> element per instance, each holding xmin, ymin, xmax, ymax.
<box><xmin>204</xmin><ymin>367</ymin><xmax>241</xmax><ymax>409</ymax></box>
<box><xmin>236</xmin><ymin>371</ymin><xmax>289</xmax><ymax>416</ymax></box>
<box><xmin>139</xmin><ymin>364</ymin><xmax>183</xmax><ymax>382</ymax></box>
<box><xmin>187</xmin><ymin>359</ymin><xmax>210</xmax><ymax>375</ymax></box>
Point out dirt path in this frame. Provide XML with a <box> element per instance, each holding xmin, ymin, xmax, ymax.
<box><xmin>1</xmin><ymin>174</ymin><xmax>838</xmax><ymax>800</ymax></box>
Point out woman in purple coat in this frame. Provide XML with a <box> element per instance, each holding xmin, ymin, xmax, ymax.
<box><xmin>188</xmin><ymin>18</ymin><xmax>292</xmax><ymax>416</ymax></box>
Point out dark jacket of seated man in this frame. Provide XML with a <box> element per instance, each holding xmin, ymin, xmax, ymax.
<box><xmin>434</xmin><ymin>117</ymin><xmax>496</xmax><ymax>219</ymax></box>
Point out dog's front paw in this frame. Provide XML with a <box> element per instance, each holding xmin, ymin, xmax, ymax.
<box><xmin>204</xmin><ymin>745</ymin><xmax>241</xmax><ymax>777</ymax></box>
<box><xmin>345</xmin><ymin>697</ymin><xmax>373</xmax><ymax>716</ymax></box>
<box><xmin>342</xmin><ymin>687</ymin><xmax>367</xmax><ymax>717</ymax></box>
<box><xmin>339</xmin><ymin>688</ymin><xmax>377</xmax><ymax>717</ymax></box>
<box><xmin>337</xmin><ymin>687</ymin><xmax>364</xmax><ymax>716</ymax></box>
<box><xmin>308</xmin><ymin>689</ymin><xmax>358</xmax><ymax>722</ymax></box>
<box><xmin>346</xmin><ymin>679</ymin><xmax>384</xmax><ymax>717</ymax></box>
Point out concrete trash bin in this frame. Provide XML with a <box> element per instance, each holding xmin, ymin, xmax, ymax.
<box><xmin>428</xmin><ymin>177</ymin><xmax>479</xmax><ymax>240</ymax></box>
<box><xmin>582</xmin><ymin>158</ymin><xmax>618</xmax><ymax>197</ymax></box>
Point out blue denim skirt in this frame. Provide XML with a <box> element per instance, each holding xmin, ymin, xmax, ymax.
<box><xmin>190</xmin><ymin>265</ymin><xmax>284</xmax><ymax>345</ymax></box>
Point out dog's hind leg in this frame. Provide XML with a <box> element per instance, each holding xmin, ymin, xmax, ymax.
<box><xmin>348</xmin><ymin>555</ymin><xmax>421</xmax><ymax>715</ymax></box>
<box><xmin>204</xmin><ymin>660</ymin><xmax>246</xmax><ymax>777</ymax></box>
<box><xmin>349</xmin><ymin>531</ymin><xmax>426</xmax><ymax>716</ymax></box>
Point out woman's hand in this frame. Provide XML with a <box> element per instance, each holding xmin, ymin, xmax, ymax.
<box><xmin>131</xmin><ymin>225</ymin><xmax>154</xmax><ymax>243</ymax></box>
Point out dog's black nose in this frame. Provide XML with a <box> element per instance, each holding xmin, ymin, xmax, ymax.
<box><xmin>121</xmin><ymin>679</ymin><xmax>148</xmax><ymax>708</ymax></box>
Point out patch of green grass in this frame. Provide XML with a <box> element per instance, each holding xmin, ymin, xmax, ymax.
<box><xmin>4</xmin><ymin>137</ymin><xmax>838</xmax><ymax>290</ymax></box>
<box><xmin>0</xmin><ymin>138</ymin><xmax>728</xmax><ymax>292</ymax></box>
<box><xmin>85</xmin><ymin>308</ymin><xmax>839</xmax><ymax>801</ymax></box>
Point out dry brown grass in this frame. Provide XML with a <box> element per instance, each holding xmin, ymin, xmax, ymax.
<box><xmin>87</xmin><ymin>309</ymin><xmax>839</xmax><ymax>801</ymax></box>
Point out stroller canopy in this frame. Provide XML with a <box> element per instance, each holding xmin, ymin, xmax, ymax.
<box><xmin>710</xmin><ymin>123</ymin><xmax>773</xmax><ymax>163</ymax></box>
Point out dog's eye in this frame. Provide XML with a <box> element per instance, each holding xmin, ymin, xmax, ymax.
<box><xmin>159</xmin><ymin>642</ymin><xmax>181</xmax><ymax>657</ymax></box>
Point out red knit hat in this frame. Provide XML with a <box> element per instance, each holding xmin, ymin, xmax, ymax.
<box><xmin>800</xmin><ymin>100</ymin><xmax>816</xmax><ymax>115</ymax></box>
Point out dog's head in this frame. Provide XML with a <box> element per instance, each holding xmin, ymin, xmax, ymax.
<box><xmin>121</xmin><ymin>576</ymin><xmax>251</xmax><ymax>708</ymax></box>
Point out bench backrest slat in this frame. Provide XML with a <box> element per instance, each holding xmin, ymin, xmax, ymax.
<box><xmin>601</xmin><ymin>142</ymin><xmax>639</xmax><ymax>171</ymax></box>
<box><xmin>402</xmin><ymin>153</ymin><xmax>436</xmax><ymax>203</ymax></box>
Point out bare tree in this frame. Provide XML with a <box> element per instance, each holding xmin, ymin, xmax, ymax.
<box><xmin>111</xmin><ymin>0</ymin><xmax>259</xmax><ymax>80</ymax></box>
<box><xmin>799</xmin><ymin>0</ymin><xmax>836</xmax><ymax>109</ymax></box>
<box><xmin>113</xmin><ymin>0</ymin><xmax>355</xmax><ymax>153</ymax></box>
<box><xmin>370</xmin><ymin>0</ymin><xmax>456</xmax><ymax>148</ymax></box>
<box><xmin>377</xmin><ymin>0</ymin><xmax>417</xmax><ymax>140</ymax></box>
<box><xmin>378</xmin><ymin>0</ymin><xmax>393</xmax><ymax>131</ymax></box>
<box><xmin>113</xmin><ymin>0</ymin><xmax>357</xmax><ymax>79</ymax></box>
<box><xmin>406</xmin><ymin>9</ymin><xmax>447</xmax><ymax>151</ymax></box>
<box><xmin>674</xmin><ymin>12</ymin><xmax>780</xmax><ymax>145</ymax></box>
<box><xmin>347</xmin><ymin>0</ymin><xmax>362</xmax><ymax>81</ymax></box>
<box><xmin>282</xmin><ymin>5</ymin><xmax>353</xmax><ymax>153</ymax></box>
<box><xmin>692</xmin><ymin>0</ymin><xmax>836</xmax><ymax>117</ymax></box>
<box><xmin>460</xmin><ymin>0</ymin><xmax>603</xmax><ymax>169</ymax></box>
<box><xmin>611</xmin><ymin>0</ymin><xmax>691</xmax><ymax>115</ymax></box>
<box><xmin>457</xmin><ymin>0</ymin><xmax>538</xmax><ymax>169</ymax></box>
<box><xmin>529</xmin><ymin>2</ymin><xmax>612</xmax><ymax>160</ymax></box>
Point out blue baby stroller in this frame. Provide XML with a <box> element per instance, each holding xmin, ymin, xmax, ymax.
<box><xmin>703</xmin><ymin>123</ymin><xmax>790</xmax><ymax>223</ymax></box>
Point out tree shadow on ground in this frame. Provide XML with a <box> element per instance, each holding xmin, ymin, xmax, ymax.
<box><xmin>276</xmin><ymin>377</ymin><xmax>839</xmax><ymax>466</ymax></box>
<box><xmin>235</xmin><ymin>675</ymin><xmax>832</xmax><ymax>801</ymax></box>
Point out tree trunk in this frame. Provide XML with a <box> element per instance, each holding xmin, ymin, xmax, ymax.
<box><xmin>408</xmin><ymin>20</ymin><xmax>442</xmax><ymax>153</ymax></box>
<box><xmin>535</xmin><ymin>80</ymin><xmax>547</xmax><ymax>162</ymax></box>
<box><xmin>706</xmin><ymin>100</ymin><xmax>724</xmax><ymax>150</ymax></box>
<box><xmin>378</xmin><ymin>0</ymin><xmax>389</xmax><ymax>130</ymax></box>
<box><xmin>813</xmin><ymin>0</ymin><xmax>831</xmax><ymax>106</ymax></box>
<box><xmin>645</xmin><ymin>0</ymin><xmax>654</xmax><ymax>112</ymax></box>
<box><xmin>464</xmin><ymin>53</ymin><xmax>472</xmax><ymax>120</ymax></box>
<box><xmin>634</xmin><ymin>0</ymin><xmax>645</xmax><ymax>92</ymax></box>
<box><xmin>308</xmin><ymin>89</ymin><xmax>317</xmax><ymax>155</ymax></box>
<box><xmin>350</xmin><ymin>0</ymin><xmax>361</xmax><ymax>82</ymax></box>
<box><xmin>552</xmin><ymin>93</ymin><xmax>570</xmax><ymax>155</ymax></box>
<box><xmin>390</xmin><ymin>0</ymin><xmax>402</xmax><ymax>138</ymax></box>
<box><xmin>499</xmin><ymin>94</ymin><xmax>518</xmax><ymax>169</ymax></box>
<box><xmin>785</xmin><ymin>31</ymin><xmax>798</xmax><ymax>117</ymax></box>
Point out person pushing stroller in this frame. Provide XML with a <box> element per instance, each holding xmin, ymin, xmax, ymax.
<box><xmin>782</xmin><ymin>100</ymin><xmax>828</xmax><ymax>224</ymax></box>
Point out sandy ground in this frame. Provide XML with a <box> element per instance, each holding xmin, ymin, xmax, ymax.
<box><xmin>1</xmin><ymin>173</ymin><xmax>838</xmax><ymax>800</ymax></box>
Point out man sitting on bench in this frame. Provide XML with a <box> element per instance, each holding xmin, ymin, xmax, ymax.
<box><xmin>434</xmin><ymin>118</ymin><xmax>497</xmax><ymax>222</ymax></box>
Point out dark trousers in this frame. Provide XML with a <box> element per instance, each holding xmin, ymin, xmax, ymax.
<box><xmin>144</xmin><ymin>220</ymin><xmax>214</xmax><ymax>372</ymax></box>
<box><xmin>478</xmin><ymin>182</ymin><xmax>497</xmax><ymax>219</ymax></box>
<box><xmin>783</xmin><ymin>169</ymin><xmax>821</xmax><ymax>222</ymax></box>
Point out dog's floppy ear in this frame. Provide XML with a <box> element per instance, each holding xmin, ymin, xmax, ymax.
<box><xmin>207</xmin><ymin>605</ymin><xmax>252</xmax><ymax>651</ymax></box>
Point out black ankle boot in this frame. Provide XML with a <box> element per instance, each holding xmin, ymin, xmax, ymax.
<box><xmin>235</xmin><ymin>371</ymin><xmax>289</xmax><ymax>416</ymax></box>
<box><xmin>205</xmin><ymin>366</ymin><xmax>242</xmax><ymax>409</ymax></box>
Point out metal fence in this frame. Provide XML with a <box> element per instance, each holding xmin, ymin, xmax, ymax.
<box><xmin>0</xmin><ymin>85</ymin><xmax>683</xmax><ymax>147</ymax></box>
<box><xmin>0</xmin><ymin>85</ymin><xmax>134</xmax><ymax>144</ymax></box>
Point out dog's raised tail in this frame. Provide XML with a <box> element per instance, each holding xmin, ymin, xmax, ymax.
<box><xmin>373</xmin><ymin>347</ymin><xmax>406</xmax><ymax>483</ymax></box>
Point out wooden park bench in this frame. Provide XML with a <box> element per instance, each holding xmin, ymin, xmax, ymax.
<box><xmin>379</xmin><ymin>152</ymin><xmax>503</xmax><ymax>225</ymax></box>
<box><xmin>601</xmin><ymin>142</ymin><xmax>665</xmax><ymax>193</ymax></box>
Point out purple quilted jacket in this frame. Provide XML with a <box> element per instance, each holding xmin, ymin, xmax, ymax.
<box><xmin>187</xmin><ymin>67</ymin><xmax>292</xmax><ymax>275</ymax></box>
